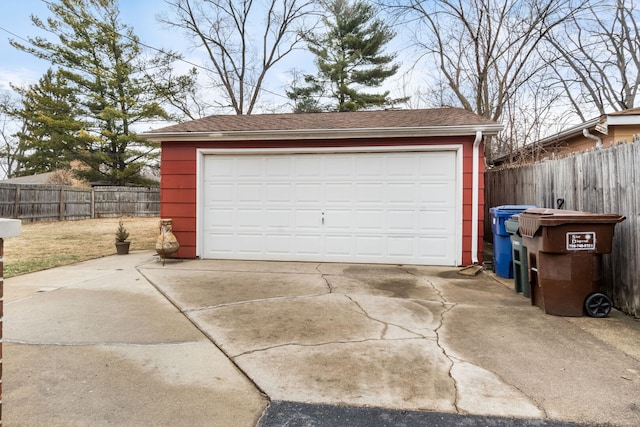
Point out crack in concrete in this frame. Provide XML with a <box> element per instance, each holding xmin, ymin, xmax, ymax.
<box><xmin>412</xmin><ymin>273</ymin><xmax>460</xmax><ymax>413</ymax></box>
<box><xmin>409</xmin><ymin>272</ymin><xmax>547</xmax><ymax>417</ymax></box>
<box><xmin>475</xmin><ymin>365</ymin><xmax>550</xmax><ymax>418</ymax></box>
<box><xmin>344</xmin><ymin>294</ymin><xmax>389</xmax><ymax>339</ymax></box>
<box><xmin>342</xmin><ymin>294</ymin><xmax>432</xmax><ymax>341</ymax></box>
<box><xmin>182</xmin><ymin>293</ymin><xmax>331</xmax><ymax>313</ymax></box>
<box><xmin>315</xmin><ymin>264</ymin><xmax>334</xmax><ymax>293</ymax></box>
<box><xmin>433</xmin><ymin>302</ymin><xmax>460</xmax><ymax>413</ymax></box>
<box><xmin>138</xmin><ymin>267</ymin><xmax>271</xmax><ymax>400</ymax></box>
<box><xmin>231</xmin><ymin>336</ymin><xmax>428</xmax><ymax>359</ymax></box>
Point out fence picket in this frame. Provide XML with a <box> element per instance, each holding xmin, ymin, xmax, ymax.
<box><xmin>0</xmin><ymin>184</ymin><xmax>159</xmax><ymax>222</ymax></box>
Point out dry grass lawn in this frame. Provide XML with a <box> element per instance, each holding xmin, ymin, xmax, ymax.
<box><xmin>3</xmin><ymin>217</ymin><xmax>160</xmax><ymax>278</ymax></box>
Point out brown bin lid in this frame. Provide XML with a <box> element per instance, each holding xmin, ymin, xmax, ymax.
<box><xmin>519</xmin><ymin>208</ymin><xmax>625</xmax><ymax>238</ymax></box>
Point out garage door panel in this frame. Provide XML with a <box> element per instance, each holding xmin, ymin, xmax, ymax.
<box><xmin>419</xmin><ymin>236</ymin><xmax>453</xmax><ymax>258</ymax></box>
<box><xmin>266</xmin><ymin>184</ymin><xmax>293</xmax><ymax>202</ymax></box>
<box><xmin>419</xmin><ymin>155</ymin><xmax>456</xmax><ymax>178</ymax></box>
<box><xmin>387</xmin><ymin>183</ymin><xmax>417</xmax><ymax>203</ymax></box>
<box><xmin>355</xmin><ymin>210</ymin><xmax>385</xmax><ymax>231</ymax></box>
<box><xmin>204</xmin><ymin>208</ymin><xmax>235</xmax><ymax>228</ymax></box>
<box><xmin>387</xmin><ymin>236</ymin><xmax>415</xmax><ymax>257</ymax></box>
<box><xmin>387</xmin><ymin>156</ymin><xmax>417</xmax><ymax>177</ymax></box>
<box><xmin>295</xmin><ymin>157</ymin><xmax>323</xmax><ymax>177</ymax></box>
<box><xmin>324</xmin><ymin>209</ymin><xmax>352</xmax><ymax>230</ymax></box>
<box><xmin>237</xmin><ymin>157</ymin><xmax>263</xmax><ymax>177</ymax></box>
<box><xmin>237</xmin><ymin>234</ymin><xmax>263</xmax><ymax>254</ymax></box>
<box><xmin>295</xmin><ymin>235</ymin><xmax>323</xmax><ymax>255</ymax></box>
<box><xmin>207</xmin><ymin>184</ymin><xmax>235</xmax><ymax>202</ymax></box>
<box><xmin>388</xmin><ymin>210</ymin><xmax>417</xmax><ymax>231</ymax></box>
<box><xmin>326</xmin><ymin>183</ymin><xmax>352</xmax><ymax>203</ymax></box>
<box><xmin>265</xmin><ymin>235</ymin><xmax>292</xmax><ymax>254</ymax></box>
<box><xmin>266</xmin><ymin>209</ymin><xmax>293</xmax><ymax>228</ymax></box>
<box><xmin>419</xmin><ymin>210</ymin><xmax>456</xmax><ymax>234</ymax></box>
<box><xmin>206</xmin><ymin>158</ymin><xmax>235</xmax><ymax>177</ymax></box>
<box><xmin>266</xmin><ymin>157</ymin><xmax>292</xmax><ymax>176</ymax></box>
<box><xmin>356</xmin><ymin>183</ymin><xmax>385</xmax><ymax>203</ymax></box>
<box><xmin>419</xmin><ymin>182</ymin><xmax>456</xmax><ymax>206</ymax></box>
<box><xmin>326</xmin><ymin>158</ymin><xmax>353</xmax><ymax>177</ymax></box>
<box><xmin>295</xmin><ymin>183</ymin><xmax>323</xmax><ymax>203</ymax></box>
<box><xmin>202</xmin><ymin>151</ymin><xmax>458</xmax><ymax>265</ymax></box>
<box><xmin>238</xmin><ymin>184</ymin><xmax>262</xmax><ymax>202</ymax></box>
<box><xmin>325</xmin><ymin>235</ymin><xmax>353</xmax><ymax>256</ymax></box>
<box><xmin>207</xmin><ymin>233</ymin><xmax>235</xmax><ymax>254</ymax></box>
<box><xmin>356</xmin><ymin>236</ymin><xmax>385</xmax><ymax>256</ymax></box>
<box><xmin>237</xmin><ymin>209</ymin><xmax>264</xmax><ymax>228</ymax></box>
<box><xmin>356</xmin><ymin>156</ymin><xmax>384</xmax><ymax>177</ymax></box>
<box><xmin>295</xmin><ymin>210</ymin><xmax>321</xmax><ymax>229</ymax></box>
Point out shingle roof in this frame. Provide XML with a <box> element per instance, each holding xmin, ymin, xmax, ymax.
<box><xmin>150</xmin><ymin>108</ymin><xmax>498</xmax><ymax>133</ymax></box>
<box><xmin>609</xmin><ymin>107</ymin><xmax>640</xmax><ymax>116</ymax></box>
<box><xmin>1</xmin><ymin>172</ymin><xmax>56</xmax><ymax>185</ymax></box>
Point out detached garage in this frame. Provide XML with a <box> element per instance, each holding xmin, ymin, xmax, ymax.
<box><xmin>144</xmin><ymin>108</ymin><xmax>502</xmax><ymax>266</ymax></box>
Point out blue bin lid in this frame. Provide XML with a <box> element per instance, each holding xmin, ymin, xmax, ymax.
<box><xmin>490</xmin><ymin>205</ymin><xmax>536</xmax><ymax>218</ymax></box>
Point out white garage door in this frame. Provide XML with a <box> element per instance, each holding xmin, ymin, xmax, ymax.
<box><xmin>200</xmin><ymin>151</ymin><xmax>459</xmax><ymax>265</ymax></box>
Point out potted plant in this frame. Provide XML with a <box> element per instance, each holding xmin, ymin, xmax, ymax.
<box><xmin>115</xmin><ymin>220</ymin><xmax>130</xmax><ymax>255</ymax></box>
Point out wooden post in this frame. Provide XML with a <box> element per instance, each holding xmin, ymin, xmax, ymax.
<box><xmin>59</xmin><ymin>187</ymin><xmax>66</xmax><ymax>221</ymax></box>
<box><xmin>91</xmin><ymin>188</ymin><xmax>95</xmax><ymax>219</ymax></box>
<box><xmin>0</xmin><ymin>219</ymin><xmax>20</xmax><ymax>426</ymax></box>
<box><xmin>12</xmin><ymin>187</ymin><xmax>20</xmax><ymax>220</ymax></box>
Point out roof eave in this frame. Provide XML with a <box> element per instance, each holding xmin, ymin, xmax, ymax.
<box><xmin>141</xmin><ymin>124</ymin><xmax>504</xmax><ymax>142</ymax></box>
<box><xmin>605</xmin><ymin>114</ymin><xmax>640</xmax><ymax>125</ymax></box>
<box><xmin>533</xmin><ymin>118</ymin><xmax>601</xmax><ymax>147</ymax></box>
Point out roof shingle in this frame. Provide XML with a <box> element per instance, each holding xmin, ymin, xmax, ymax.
<box><xmin>150</xmin><ymin>108</ymin><xmax>498</xmax><ymax>133</ymax></box>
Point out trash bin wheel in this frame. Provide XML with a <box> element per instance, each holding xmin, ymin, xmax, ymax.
<box><xmin>584</xmin><ymin>293</ymin><xmax>612</xmax><ymax>318</ymax></box>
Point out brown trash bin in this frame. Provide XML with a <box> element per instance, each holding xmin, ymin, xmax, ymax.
<box><xmin>519</xmin><ymin>208</ymin><xmax>625</xmax><ymax>317</ymax></box>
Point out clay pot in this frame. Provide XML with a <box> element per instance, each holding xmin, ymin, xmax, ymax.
<box><xmin>156</xmin><ymin>219</ymin><xmax>179</xmax><ymax>262</ymax></box>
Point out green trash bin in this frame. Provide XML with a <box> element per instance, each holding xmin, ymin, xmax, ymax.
<box><xmin>505</xmin><ymin>215</ymin><xmax>530</xmax><ymax>297</ymax></box>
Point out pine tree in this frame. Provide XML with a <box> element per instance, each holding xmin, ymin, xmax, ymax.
<box><xmin>11</xmin><ymin>70</ymin><xmax>87</xmax><ymax>175</ymax></box>
<box><xmin>288</xmin><ymin>0</ymin><xmax>406</xmax><ymax>112</ymax></box>
<box><xmin>10</xmin><ymin>0</ymin><xmax>195</xmax><ymax>185</ymax></box>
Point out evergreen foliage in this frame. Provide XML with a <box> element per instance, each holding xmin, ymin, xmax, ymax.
<box><xmin>11</xmin><ymin>69</ymin><xmax>86</xmax><ymax>175</ymax></box>
<box><xmin>10</xmin><ymin>0</ymin><xmax>196</xmax><ymax>185</ymax></box>
<box><xmin>288</xmin><ymin>0</ymin><xmax>406</xmax><ymax>112</ymax></box>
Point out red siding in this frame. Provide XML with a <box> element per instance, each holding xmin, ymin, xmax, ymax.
<box><xmin>160</xmin><ymin>144</ymin><xmax>198</xmax><ymax>258</ymax></box>
<box><xmin>161</xmin><ymin>136</ymin><xmax>485</xmax><ymax>265</ymax></box>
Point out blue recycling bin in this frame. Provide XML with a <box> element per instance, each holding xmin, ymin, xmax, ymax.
<box><xmin>489</xmin><ymin>205</ymin><xmax>536</xmax><ymax>278</ymax></box>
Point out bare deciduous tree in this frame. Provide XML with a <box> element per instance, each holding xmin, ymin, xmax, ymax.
<box><xmin>544</xmin><ymin>0</ymin><xmax>640</xmax><ymax>120</ymax></box>
<box><xmin>0</xmin><ymin>91</ymin><xmax>25</xmax><ymax>178</ymax></box>
<box><xmin>385</xmin><ymin>0</ymin><xmax>586</xmax><ymax>122</ymax></box>
<box><xmin>381</xmin><ymin>0</ymin><xmax>593</xmax><ymax>161</ymax></box>
<box><xmin>162</xmin><ymin>0</ymin><xmax>319</xmax><ymax>115</ymax></box>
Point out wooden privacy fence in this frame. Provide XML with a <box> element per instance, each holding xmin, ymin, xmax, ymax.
<box><xmin>485</xmin><ymin>142</ymin><xmax>640</xmax><ymax>316</ymax></box>
<box><xmin>0</xmin><ymin>184</ymin><xmax>160</xmax><ymax>222</ymax></box>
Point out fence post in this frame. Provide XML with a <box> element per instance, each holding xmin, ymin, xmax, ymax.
<box><xmin>59</xmin><ymin>187</ymin><xmax>66</xmax><ymax>221</ymax></box>
<box><xmin>91</xmin><ymin>188</ymin><xmax>95</xmax><ymax>219</ymax></box>
<box><xmin>12</xmin><ymin>187</ymin><xmax>20</xmax><ymax>219</ymax></box>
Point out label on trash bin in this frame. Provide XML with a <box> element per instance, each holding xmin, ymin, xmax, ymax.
<box><xmin>566</xmin><ymin>232</ymin><xmax>596</xmax><ymax>250</ymax></box>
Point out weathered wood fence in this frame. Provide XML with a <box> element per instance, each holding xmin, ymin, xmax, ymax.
<box><xmin>485</xmin><ymin>142</ymin><xmax>640</xmax><ymax>316</ymax></box>
<box><xmin>0</xmin><ymin>184</ymin><xmax>160</xmax><ymax>222</ymax></box>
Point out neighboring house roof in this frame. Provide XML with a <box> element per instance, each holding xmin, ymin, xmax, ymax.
<box><xmin>144</xmin><ymin>108</ymin><xmax>503</xmax><ymax>141</ymax></box>
<box><xmin>493</xmin><ymin>108</ymin><xmax>640</xmax><ymax>166</ymax></box>
<box><xmin>0</xmin><ymin>172</ymin><xmax>57</xmax><ymax>185</ymax></box>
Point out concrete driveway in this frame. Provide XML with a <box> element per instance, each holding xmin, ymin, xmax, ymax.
<box><xmin>3</xmin><ymin>251</ymin><xmax>640</xmax><ymax>426</ymax></box>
